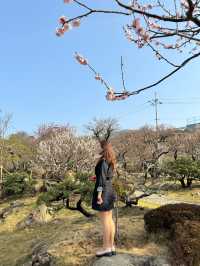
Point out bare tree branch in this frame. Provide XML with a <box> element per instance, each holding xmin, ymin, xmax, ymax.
<box><xmin>128</xmin><ymin>51</ymin><xmax>200</xmax><ymax>95</ymax></box>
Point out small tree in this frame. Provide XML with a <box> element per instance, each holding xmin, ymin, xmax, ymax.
<box><xmin>163</xmin><ymin>157</ymin><xmax>200</xmax><ymax>188</ymax></box>
<box><xmin>37</xmin><ymin>172</ymin><xmax>94</xmax><ymax>217</ymax></box>
<box><xmin>7</xmin><ymin>131</ymin><xmax>36</xmax><ymax>173</ymax></box>
<box><xmin>86</xmin><ymin>117</ymin><xmax>119</xmax><ymax>142</ymax></box>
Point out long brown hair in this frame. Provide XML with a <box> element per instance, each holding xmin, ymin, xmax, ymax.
<box><xmin>99</xmin><ymin>140</ymin><xmax>116</xmax><ymax>170</ymax></box>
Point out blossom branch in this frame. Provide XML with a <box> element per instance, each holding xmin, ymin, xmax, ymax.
<box><xmin>57</xmin><ymin>0</ymin><xmax>200</xmax><ymax>100</ymax></box>
<box><xmin>115</xmin><ymin>0</ymin><xmax>189</xmax><ymax>23</ymax></box>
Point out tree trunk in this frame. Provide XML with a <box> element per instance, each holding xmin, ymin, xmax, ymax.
<box><xmin>180</xmin><ymin>177</ymin><xmax>186</xmax><ymax>188</ymax></box>
<box><xmin>64</xmin><ymin>198</ymin><xmax>93</xmax><ymax>218</ymax></box>
<box><xmin>124</xmin><ymin>193</ymin><xmax>151</xmax><ymax>207</ymax></box>
<box><xmin>192</xmin><ymin>155</ymin><xmax>196</xmax><ymax>161</ymax></box>
<box><xmin>186</xmin><ymin>178</ymin><xmax>193</xmax><ymax>188</ymax></box>
<box><xmin>76</xmin><ymin>199</ymin><xmax>93</xmax><ymax>218</ymax></box>
<box><xmin>174</xmin><ymin>150</ymin><xmax>178</xmax><ymax>160</ymax></box>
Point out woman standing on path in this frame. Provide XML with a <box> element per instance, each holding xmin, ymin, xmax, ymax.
<box><xmin>92</xmin><ymin>140</ymin><xmax>117</xmax><ymax>257</ymax></box>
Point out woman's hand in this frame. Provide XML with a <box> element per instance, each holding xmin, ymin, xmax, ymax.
<box><xmin>97</xmin><ymin>195</ymin><xmax>103</xmax><ymax>205</ymax></box>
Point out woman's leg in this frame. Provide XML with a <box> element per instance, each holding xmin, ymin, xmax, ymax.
<box><xmin>98</xmin><ymin>211</ymin><xmax>111</xmax><ymax>249</ymax></box>
<box><xmin>108</xmin><ymin>210</ymin><xmax>115</xmax><ymax>248</ymax></box>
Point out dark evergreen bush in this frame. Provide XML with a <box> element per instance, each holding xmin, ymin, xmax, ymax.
<box><xmin>162</xmin><ymin>157</ymin><xmax>200</xmax><ymax>188</ymax></box>
<box><xmin>2</xmin><ymin>172</ymin><xmax>36</xmax><ymax>197</ymax></box>
<box><xmin>36</xmin><ymin>172</ymin><xmax>93</xmax><ymax>206</ymax></box>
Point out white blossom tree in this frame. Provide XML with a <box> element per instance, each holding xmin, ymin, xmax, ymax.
<box><xmin>0</xmin><ymin>112</ymin><xmax>12</xmax><ymax>180</ymax></box>
<box><xmin>36</xmin><ymin>124</ymin><xmax>97</xmax><ymax>179</ymax></box>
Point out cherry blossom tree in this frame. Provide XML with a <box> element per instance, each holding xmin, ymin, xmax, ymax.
<box><xmin>56</xmin><ymin>0</ymin><xmax>200</xmax><ymax>100</ymax></box>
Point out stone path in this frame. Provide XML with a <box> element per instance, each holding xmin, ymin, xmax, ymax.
<box><xmin>135</xmin><ymin>191</ymin><xmax>200</xmax><ymax>206</ymax></box>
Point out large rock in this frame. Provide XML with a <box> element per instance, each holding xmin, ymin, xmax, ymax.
<box><xmin>91</xmin><ymin>254</ymin><xmax>170</xmax><ymax>266</ymax></box>
<box><xmin>22</xmin><ymin>242</ymin><xmax>56</xmax><ymax>266</ymax></box>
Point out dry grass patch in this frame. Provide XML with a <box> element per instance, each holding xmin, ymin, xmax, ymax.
<box><xmin>0</xmin><ymin>197</ymin><xmax>168</xmax><ymax>266</ymax></box>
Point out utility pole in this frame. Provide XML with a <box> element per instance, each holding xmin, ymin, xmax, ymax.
<box><xmin>148</xmin><ymin>92</ymin><xmax>162</xmax><ymax>132</ymax></box>
<box><xmin>148</xmin><ymin>93</ymin><xmax>163</xmax><ymax>180</ymax></box>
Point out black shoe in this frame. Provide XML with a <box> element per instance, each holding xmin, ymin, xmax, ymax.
<box><xmin>111</xmin><ymin>246</ymin><xmax>116</xmax><ymax>256</ymax></box>
<box><xmin>96</xmin><ymin>249</ymin><xmax>112</xmax><ymax>257</ymax></box>
<box><xmin>111</xmin><ymin>250</ymin><xmax>116</xmax><ymax>256</ymax></box>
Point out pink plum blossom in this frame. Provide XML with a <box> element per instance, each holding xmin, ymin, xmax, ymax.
<box><xmin>132</xmin><ymin>18</ymin><xmax>141</xmax><ymax>30</ymax></box>
<box><xmin>75</xmin><ymin>53</ymin><xmax>88</xmax><ymax>65</ymax></box>
<box><xmin>149</xmin><ymin>22</ymin><xmax>161</xmax><ymax>29</ymax></box>
<box><xmin>164</xmin><ymin>44</ymin><xmax>174</xmax><ymax>49</ymax></box>
<box><xmin>59</xmin><ymin>16</ymin><xmax>67</xmax><ymax>25</ymax></box>
<box><xmin>106</xmin><ymin>88</ymin><xmax>116</xmax><ymax>101</ymax></box>
<box><xmin>181</xmin><ymin>0</ymin><xmax>189</xmax><ymax>8</ymax></box>
<box><xmin>95</xmin><ymin>74</ymin><xmax>101</xmax><ymax>80</ymax></box>
<box><xmin>55</xmin><ymin>28</ymin><xmax>65</xmax><ymax>37</ymax></box>
<box><xmin>143</xmin><ymin>32</ymin><xmax>150</xmax><ymax>42</ymax></box>
<box><xmin>63</xmin><ymin>23</ymin><xmax>71</xmax><ymax>32</ymax></box>
<box><xmin>119</xmin><ymin>94</ymin><xmax>129</xmax><ymax>100</ymax></box>
<box><xmin>72</xmin><ymin>19</ymin><xmax>81</xmax><ymax>27</ymax></box>
<box><xmin>64</xmin><ymin>0</ymin><xmax>73</xmax><ymax>3</ymax></box>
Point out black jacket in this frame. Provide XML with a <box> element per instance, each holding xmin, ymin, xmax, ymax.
<box><xmin>95</xmin><ymin>159</ymin><xmax>113</xmax><ymax>192</ymax></box>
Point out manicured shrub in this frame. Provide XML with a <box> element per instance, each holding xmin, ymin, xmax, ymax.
<box><xmin>36</xmin><ymin>172</ymin><xmax>93</xmax><ymax>206</ymax></box>
<box><xmin>172</xmin><ymin>221</ymin><xmax>200</xmax><ymax>266</ymax></box>
<box><xmin>2</xmin><ymin>172</ymin><xmax>36</xmax><ymax>197</ymax></box>
<box><xmin>144</xmin><ymin>204</ymin><xmax>200</xmax><ymax>266</ymax></box>
<box><xmin>144</xmin><ymin>203</ymin><xmax>200</xmax><ymax>233</ymax></box>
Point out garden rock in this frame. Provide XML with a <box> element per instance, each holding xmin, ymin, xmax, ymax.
<box><xmin>23</xmin><ymin>242</ymin><xmax>56</xmax><ymax>266</ymax></box>
<box><xmin>0</xmin><ymin>200</ymin><xmax>24</xmax><ymax>222</ymax></box>
<box><xmin>91</xmin><ymin>254</ymin><xmax>170</xmax><ymax>266</ymax></box>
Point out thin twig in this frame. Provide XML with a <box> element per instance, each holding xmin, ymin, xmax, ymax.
<box><xmin>121</xmin><ymin>56</ymin><xmax>127</xmax><ymax>91</ymax></box>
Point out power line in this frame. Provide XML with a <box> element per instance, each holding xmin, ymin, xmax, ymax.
<box><xmin>159</xmin><ymin>97</ymin><xmax>200</xmax><ymax>104</ymax></box>
<box><xmin>117</xmin><ymin>94</ymin><xmax>200</xmax><ymax>127</ymax></box>
<box><xmin>117</xmin><ymin>102</ymin><xmax>151</xmax><ymax>120</ymax></box>
<box><xmin>160</xmin><ymin>97</ymin><xmax>200</xmax><ymax>101</ymax></box>
<box><xmin>162</xmin><ymin>101</ymin><xmax>200</xmax><ymax>105</ymax></box>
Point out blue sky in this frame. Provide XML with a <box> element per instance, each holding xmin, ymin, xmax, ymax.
<box><xmin>1</xmin><ymin>0</ymin><xmax>200</xmax><ymax>135</ymax></box>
